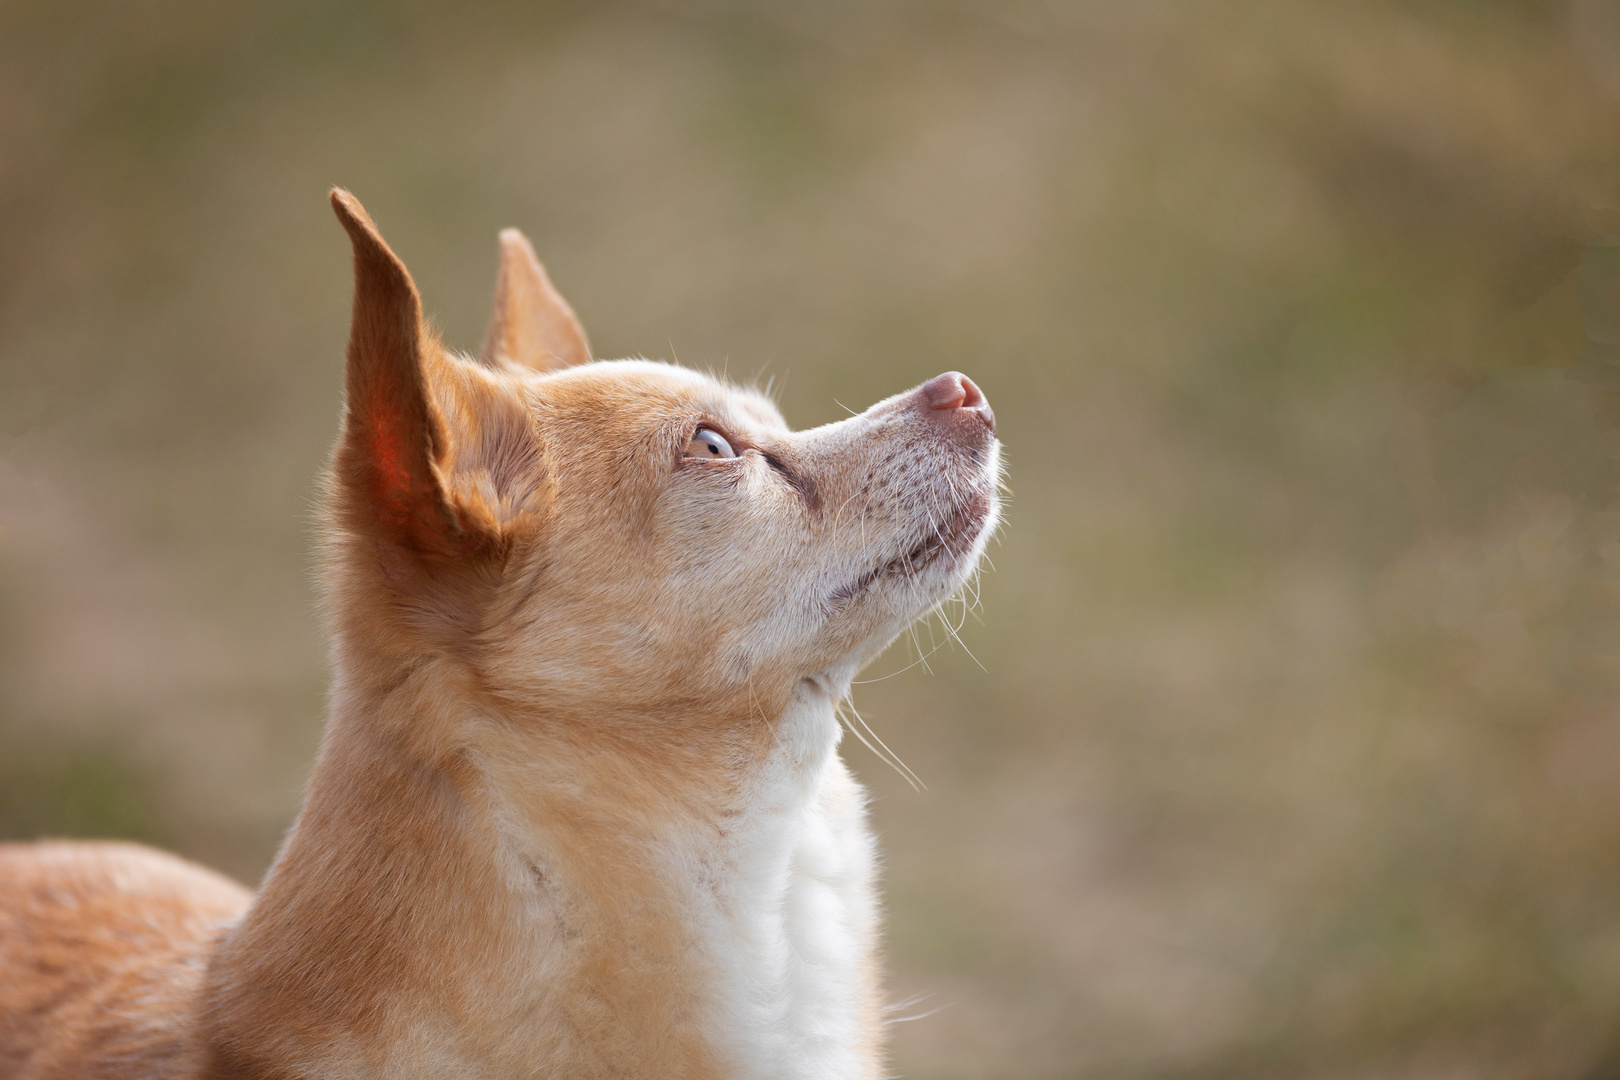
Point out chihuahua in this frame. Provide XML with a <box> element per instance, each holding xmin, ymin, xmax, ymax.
<box><xmin>0</xmin><ymin>190</ymin><xmax>1001</xmax><ymax>1080</ymax></box>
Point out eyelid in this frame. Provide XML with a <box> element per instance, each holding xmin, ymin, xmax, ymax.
<box><xmin>685</xmin><ymin>422</ymin><xmax>741</xmax><ymax>461</ymax></box>
<box><xmin>694</xmin><ymin>420</ymin><xmax>746</xmax><ymax>450</ymax></box>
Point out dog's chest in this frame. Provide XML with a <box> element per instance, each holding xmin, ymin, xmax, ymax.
<box><xmin>678</xmin><ymin>697</ymin><xmax>879</xmax><ymax>1080</ymax></box>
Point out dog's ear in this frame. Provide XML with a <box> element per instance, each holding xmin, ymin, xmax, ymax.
<box><xmin>329</xmin><ymin>189</ymin><xmax>506</xmax><ymax>562</ymax></box>
<box><xmin>479</xmin><ymin>228</ymin><xmax>592</xmax><ymax>373</ymax></box>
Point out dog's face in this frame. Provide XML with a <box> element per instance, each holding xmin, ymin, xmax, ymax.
<box><xmin>326</xmin><ymin>192</ymin><xmax>999</xmax><ymax>739</ymax></box>
<box><xmin>481</xmin><ymin>360</ymin><xmax>999</xmax><ymax>717</ymax></box>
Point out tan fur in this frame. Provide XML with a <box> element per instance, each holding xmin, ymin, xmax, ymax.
<box><xmin>0</xmin><ymin>190</ymin><xmax>1000</xmax><ymax>1079</ymax></box>
<box><xmin>0</xmin><ymin>842</ymin><xmax>249</xmax><ymax>1079</ymax></box>
<box><xmin>480</xmin><ymin>228</ymin><xmax>592</xmax><ymax>373</ymax></box>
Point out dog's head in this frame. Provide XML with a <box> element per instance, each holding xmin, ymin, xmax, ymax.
<box><xmin>324</xmin><ymin>190</ymin><xmax>1000</xmax><ymax>741</ymax></box>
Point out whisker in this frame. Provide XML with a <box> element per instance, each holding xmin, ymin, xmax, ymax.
<box><xmin>835</xmin><ymin>702</ymin><xmax>915</xmax><ymax>790</ymax></box>
<box><xmin>886</xmin><ymin>993</ymin><xmax>934</xmax><ymax>1014</ymax></box>
<box><xmin>887</xmin><ymin>1001</ymin><xmax>956</xmax><ymax>1024</ymax></box>
<box><xmin>840</xmin><ymin>697</ymin><xmax>925</xmax><ymax>792</ymax></box>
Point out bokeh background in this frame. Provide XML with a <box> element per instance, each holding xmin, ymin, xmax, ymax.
<box><xmin>5</xmin><ymin>1</ymin><xmax>1620</xmax><ymax>1076</ymax></box>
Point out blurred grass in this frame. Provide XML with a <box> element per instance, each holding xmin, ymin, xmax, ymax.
<box><xmin>0</xmin><ymin>728</ymin><xmax>167</xmax><ymax>846</ymax></box>
<box><xmin>5</xmin><ymin>1</ymin><xmax>1620</xmax><ymax>1077</ymax></box>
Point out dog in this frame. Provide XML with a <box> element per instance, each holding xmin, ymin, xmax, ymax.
<box><xmin>0</xmin><ymin>190</ymin><xmax>1001</xmax><ymax>1079</ymax></box>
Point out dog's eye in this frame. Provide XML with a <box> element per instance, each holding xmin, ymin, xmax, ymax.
<box><xmin>686</xmin><ymin>427</ymin><xmax>736</xmax><ymax>460</ymax></box>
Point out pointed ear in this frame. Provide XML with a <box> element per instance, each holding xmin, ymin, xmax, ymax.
<box><xmin>329</xmin><ymin>189</ymin><xmax>494</xmax><ymax>560</ymax></box>
<box><xmin>479</xmin><ymin>228</ymin><xmax>592</xmax><ymax>373</ymax></box>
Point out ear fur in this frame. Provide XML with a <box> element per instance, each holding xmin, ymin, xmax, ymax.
<box><xmin>330</xmin><ymin>189</ymin><xmax>498</xmax><ymax>561</ymax></box>
<box><xmin>480</xmin><ymin>228</ymin><xmax>592</xmax><ymax>373</ymax></box>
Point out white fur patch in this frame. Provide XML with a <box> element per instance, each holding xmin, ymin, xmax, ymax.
<box><xmin>679</xmin><ymin>679</ymin><xmax>877</xmax><ymax>1079</ymax></box>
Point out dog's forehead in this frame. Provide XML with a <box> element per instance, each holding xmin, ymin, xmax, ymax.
<box><xmin>533</xmin><ymin>359</ymin><xmax>788</xmax><ymax>432</ymax></box>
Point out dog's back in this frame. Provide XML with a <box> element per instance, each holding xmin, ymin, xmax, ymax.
<box><xmin>0</xmin><ymin>842</ymin><xmax>248</xmax><ymax>1079</ymax></box>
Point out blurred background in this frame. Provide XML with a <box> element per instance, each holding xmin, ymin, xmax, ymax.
<box><xmin>4</xmin><ymin>1</ymin><xmax>1620</xmax><ymax>1076</ymax></box>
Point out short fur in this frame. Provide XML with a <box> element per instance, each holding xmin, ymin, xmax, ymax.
<box><xmin>0</xmin><ymin>190</ymin><xmax>1002</xmax><ymax>1080</ymax></box>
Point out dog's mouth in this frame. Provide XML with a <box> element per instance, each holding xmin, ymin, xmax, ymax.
<box><xmin>830</xmin><ymin>491</ymin><xmax>992</xmax><ymax>605</ymax></box>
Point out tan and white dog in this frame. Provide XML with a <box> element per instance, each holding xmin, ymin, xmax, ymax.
<box><xmin>0</xmin><ymin>190</ymin><xmax>1001</xmax><ymax>1080</ymax></box>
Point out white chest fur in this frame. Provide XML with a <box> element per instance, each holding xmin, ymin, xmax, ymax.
<box><xmin>682</xmin><ymin>681</ymin><xmax>879</xmax><ymax>1080</ymax></box>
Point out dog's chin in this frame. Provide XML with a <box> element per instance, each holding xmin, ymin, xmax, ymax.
<box><xmin>813</xmin><ymin>508</ymin><xmax>995</xmax><ymax>688</ymax></box>
<box><xmin>897</xmin><ymin>492</ymin><xmax>997</xmax><ymax>618</ymax></box>
<box><xmin>830</xmin><ymin>487</ymin><xmax>998</xmax><ymax>616</ymax></box>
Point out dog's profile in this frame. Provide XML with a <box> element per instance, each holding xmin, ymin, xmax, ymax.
<box><xmin>0</xmin><ymin>190</ymin><xmax>1001</xmax><ymax>1080</ymax></box>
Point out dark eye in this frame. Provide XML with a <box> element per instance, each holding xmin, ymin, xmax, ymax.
<box><xmin>685</xmin><ymin>427</ymin><xmax>736</xmax><ymax>459</ymax></box>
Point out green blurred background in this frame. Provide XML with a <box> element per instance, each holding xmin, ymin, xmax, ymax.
<box><xmin>5</xmin><ymin>1</ymin><xmax>1620</xmax><ymax>1076</ymax></box>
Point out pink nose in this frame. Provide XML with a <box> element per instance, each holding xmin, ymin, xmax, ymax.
<box><xmin>919</xmin><ymin>371</ymin><xmax>995</xmax><ymax>435</ymax></box>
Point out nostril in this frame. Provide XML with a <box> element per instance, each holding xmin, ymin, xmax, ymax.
<box><xmin>958</xmin><ymin>374</ymin><xmax>985</xmax><ymax>410</ymax></box>
<box><xmin>922</xmin><ymin>372</ymin><xmax>968</xmax><ymax>411</ymax></box>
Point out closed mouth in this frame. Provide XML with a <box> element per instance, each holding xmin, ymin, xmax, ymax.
<box><xmin>831</xmin><ymin>491</ymin><xmax>991</xmax><ymax>605</ymax></box>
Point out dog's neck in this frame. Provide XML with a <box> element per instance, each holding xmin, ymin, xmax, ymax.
<box><xmin>203</xmin><ymin>661</ymin><xmax>882</xmax><ymax>1080</ymax></box>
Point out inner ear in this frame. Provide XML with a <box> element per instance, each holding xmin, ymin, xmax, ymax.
<box><xmin>431</xmin><ymin>361</ymin><xmax>547</xmax><ymax>529</ymax></box>
<box><xmin>480</xmin><ymin>228</ymin><xmax>592</xmax><ymax>374</ymax></box>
